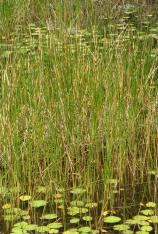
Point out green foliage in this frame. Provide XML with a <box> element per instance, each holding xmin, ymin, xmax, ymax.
<box><xmin>30</xmin><ymin>200</ymin><xmax>47</xmax><ymax>208</ymax></box>
<box><xmin>1</xmin><ymin>1</ymin><xmax>158</xmax><ymax>234</ymax></box>
<box><xmin>103</xmin><ymin>216</ymin><xmax>121</xmax><ymax>224</ymax></box>
<box><xmin>40</xmin><ymin>214</ymin><xmax>58</xmax><ymax>220</ymax></box>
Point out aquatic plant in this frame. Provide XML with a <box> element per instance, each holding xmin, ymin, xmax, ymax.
<box><xmin>1</xmin><ymin>1</ymin><xmax>158</xmax><ymax>233</ymax></box>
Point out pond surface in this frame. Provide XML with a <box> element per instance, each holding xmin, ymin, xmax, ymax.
<box><xmin>0</xmin><ymin>180</ymin><xmax>157</xmax><ymax>234</ymax></box>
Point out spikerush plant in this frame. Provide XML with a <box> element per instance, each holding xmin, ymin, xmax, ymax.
<box><xmin>0</xmin><ymin>1</ymin><xmax>158</xmax><ymax>230</ymax></box>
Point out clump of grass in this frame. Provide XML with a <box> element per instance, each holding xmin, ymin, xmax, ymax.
<box><xmin>0</xmin><ymin>1</ymin><xmax>158</xmax><ymax>225</ymax></box>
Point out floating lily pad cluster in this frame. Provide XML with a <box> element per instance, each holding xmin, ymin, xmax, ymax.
<box><xmin>10</xmin><ymin>221</ymin><xmax>63</xmax><ymax>234</ymax></box>
<box><xmin>103</xmin><ymin>201</ymin><xmax>157</xmax><ymax>234</ymax></box>
<box><xmin>1</xmin><ymin>186</ymin><xmax>100</xmax><ymax>233</ymax></box>
<box><xmin>1</xmin><ymin>184</ymin><xmax>158</xmax><ymax>234</ymax></box>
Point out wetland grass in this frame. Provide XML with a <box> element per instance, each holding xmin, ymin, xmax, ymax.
<box><xmin>1</xmin><ymin>1</ymin><xmax>158</xmax><ymax>233</ymax></box>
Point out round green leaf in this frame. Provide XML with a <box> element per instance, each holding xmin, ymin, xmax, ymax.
<box><xmin>140</xmin><ymin>209</ymin><xmax>154</xmax><ymax>216</ymax></box>
<box><xmin>70</xmin><ymin>218</ymin><xmax>80</xmax><ymax>224</ymax></box>
<box><xmin>135</xmin><ymin>231</ymin><xmax>149</xmax><ymax>234</ymax></box>
<box><xmin>67</xmin><ymin>207</ymin><xmax>80</xmax><ymax>216</ymax></box>
<box><xmin>22</xmin><ymin>215</ymin><xmax>31</xmax><ymax>220</ymax></box>
<box><xmin>103</xmin><ymin>216</ymin><xmax>121</xmax><ymax>224</ymax></box>
<box><xmin>25</xmin><ymin>224</ymin><xmax>38</xmax><ymax>231</ymax></box>
<box><xmin>133</xmin><ymin>215</ymin><xmax>149</xmax><ymax>221</ymax></box>
<box><xmin>83</xmin><ymin>216</ymin><xmax>93</xmax><ymax>222</ymax></box>
<box><xmin>4</xmin><ymin>214</ymin><xmax>19</xmax><ymax>221</ymax></box>
<box><xmin>85</xmin><ymin>203</ymin><xmax>97</xmax><ymax>208</ymax></box>
<box><xmin>54</xmin><ymin>193</ymin><xmax>63</xmax><ymax>199</ymax></box>
<box><xmin>141</xmin><ymin>226</ymin><xmax>153</xmax><ymax>231</ymax></box>
<box><xmin>122</xmin><ymin>231</ymin><xmax>134</xmax><ymax>234</ymax></box>
<box><xmin>78</xmin><ymin>227</ymin><xmax>92</xmax><ymax>233</ymax></box>
<box><xmin>80</xmin><ymin>208</ymin><xmax>88</xmax><ymax>214</ymax></box>
<box><xmin>126</xmin><ymin>219</ymin><xmax>137</xmax><ymax>225</ymax></box>
<box><xmin>146</xmin><ymin>202</ymin><xmax>156</xmax><ymax>208</ymax></box>
<box><xmin>113</xmin><ymin>224</ymin><xmax>130</xmax><ymax>231</ymax></box>
<box><xmin>70</xmin><ymin>200</ymin><xmax>84</xmax><ymax>207</ymax></box>
<box><xmin>49</xmin><ymin>229</ymin><xmax>59</xmax><ymax>233</ymax></box>
<box><xmin>36</xmin><ymin>226</ymin><xmax>50</xmax><ymax>232</ymax></box>
<box><xmin>70</xmin><ymin>188</ymin><xmax>86</xmax><ymax>194</ymax></box>
<box><xmin>14</xmin><ymin>222</ymin><xmax>28</xmax><ymax>228</ymax></box>
<box><xmin>40</xmin><ymin>214</ymin><xmax>57</xmax><ymax>220</ymax></box>
<box><xmin>6</xmin><ymin>208</ymin><xmax>22</xmax><ymax>215</ymax></box>
<box><xmin>150</xmin><ymin>215</ymin><xmax>158</xmax><ymax>223</ymax></box>
<box><xmin>30</xmin><ymin>200</ymin><xmax>47</xmax><ymax>208</ymax></box>
<box><xmin>37</xmin><ymin>186</ymin><xmax>47</xmax><ymax>193</ymax></box>
<box><xmin>19</xmin><ymin>195</ymin><xmax>31</xmax><ymax>202</ymax></box>
<box><xmin>63</xmin><ymin>229</ymin><xmax>79</xmax><ymax>234</ymax></box>
<box><xmin>54</xmin><ymin>199</ymin><xmax>64</xmax><ymax>204</ymax></box>
<box><xmin>137</xmin><ymin>221</ymin><xmax>150</xmax><ymax>226</ymax></box>
<box><xmin>11</xmin><ymin>227</ymin><xmax>28</xmax><ymax>234</ymax></box>
<box><xmin>47</xmin><ymin>222</ymin><xmax>63</xmax><ymax>229</ymax></box>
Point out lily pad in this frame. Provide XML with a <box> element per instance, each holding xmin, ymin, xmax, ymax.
<box><xmin>19</xmin><ymin>210</ymin><xmax>29</xmax><ymax>216</ymax></box>
<box><xmin>5</xmin><ymin>208</ymin><xmax>22</xmax><ymax>215</ymax></box>
<box><xmin>126</xmin><ymin>219</ymin><xmax>138</xmax><ymax>225</ymax></box>
<box><xmin>11</xmin><ymin>227</ymin><xmax>28</xmax><ymax>234</ymax></box>
<box><xmin>70</xmin><ymin>188</ymin><xmax>86</xmax><ymax>194</ymax></box>
<box><xmin>14</xmin><ymin>221</ymin><xmax>28</xmax><ymax>228</ymax></box>
<box><xmin>80</xmin><ymin>208</ymin><xmax>88</xmax><ymax>214</ymax></box>
<box><xmin>103</xmin><ymin>216</ymin><xmax>121</xmax><ymax>224</ymax></box>
<box><xmin>91</xmin><ymin>230</ymin><xmax>99</xmax><ymax>234</ymax></box>
<box><xmin>36</xmin><ymin>226</ymin><xmax>50</xmax><ymax>232</ymax></box>
<box><xmin>146</xmin><ymin>202</ymin><xmax>156</xmax><ymax>208</ymax></box>
<box><xmin>83</xmin><ymin>216</ymin><xmax>93</xmax><ymax>222</ymax></box>
<box><xmin>54</xmin><ymin>199</ymin><xmax>64</xmax><ymax>204</ymax></box>
<box><xmin>47</xmin><ymin>222</ymin><xmax>63</xmax><ymax>229</ymax></box>
<box><xmin>67</xmin><ymin>207</ymin><xmax>88</xmax><ymax>215</ymax></box>
<box><xmin>54</xmin><ymin>193</ymin><xmax>63</xmax><ymax>199</ymax></box>
<box><xmin>2</xmin><ymin>203</ymin><xmax>12</xmax><ymax>209</ymax></box>
<box><xmin>70</xmin><ymin>200</ymin><xmax>84</xmax><ymax>207</ymax></box>
<box><xmin>140</xmin><ymin>226</ymin><xmax>153</xmax><ymax>232</ymax></box>
<box><xmin>135</xmin><ymin>231</ymin><xmax>149</xmax><ymax>234</ymax></box>
<box><xmin>140</xmin><ymin>209</ymin><xmax>154</xmax><ymax>216</ymax></box>
<box><xmin>78</xmin><ymin>226</ymin><xmax>92</xmax><ymax>233</ymax></box>
<box><xmin>133</xmin><ymin>215</ymin><xmax>149</xmax><ymax>221</ymax></box>
<box><xmin>30</xmin><ymin>200</ymin><xmax>47</xmax><ymax>208</ymax></box>
<box><xmin>122</xmin><ymin>231</ymin><xmax>134</xmax><ymax>234</ymax></box>
<box><xmin>37</xmin><ymin>186</ymin><xmax>47</xmax><ymax>193</ymax></box>
<box><xmin>63</xmin><ymin>229</ymin><xmax>79</xmax><ymax>234</ymax></box>
<box><xmin>25</xmin><ymin>224</ymin><xmax>38</xmax><ymax>231</ymax></box>
<box><xmin>49</xmin><ymin>229</ymin><xmax>59</xmax><ymax>233</ymax></box>
<box><xmin>70</xmin><ymin>218</ymin><xmax>80</xmax><ymax>224</ymax></box>
<box><xmin>85</xmin><ymin>202</ymin><xmax>97</xmax><ymax>208</ymax></box>
<box><xmin>136</xmin><ymin>221</ymin><xmax>150</xmax><ymax>226</ymax></box>
<box><xmin>67</xmin><ymin>207</ymin><xmax>80</xmax><ymax>216</ymax></box>
<box><xmin>4</xmin><ymin>214</ymin><xmax>19</xmax><ymax>221</ymax></box>
<box><xmin>40</xmin><ymin>214</ymin><xmax>57</xmax><ymax>220</ymax></box>
<box><xmin>22</xmin><ymin>215</ymin><xmax>31</xmax><ymax>220</ymax></box>
<box><xmin>19</xmin><ymin>195</ymin><xmax>31</xmax><ymax>202</ymax></box>
<box><xmin>58</xmin><ymin>205</ymin><xmax>65</xmax><ymax>209</ymax></box>
<box><xmin>150</xmin><ymin>216</ymin><xmax>158</xmax><ymax>223</ymax></box>
<box><xmin>113</xmin><ymin>224</ymin><xmax>130</xmax><ymax>231</ymax></box>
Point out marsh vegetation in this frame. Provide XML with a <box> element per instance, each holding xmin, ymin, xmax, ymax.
<box><xmin>1</xmin><ymin>1</ymin><xmax>158</xmax><ymax>233</ymax></box>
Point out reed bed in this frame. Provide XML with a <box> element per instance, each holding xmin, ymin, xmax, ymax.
<box><xmin>0</xmin><ymin>0</ymin><xmax>158</xmax><ymax>213</ymax></box>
